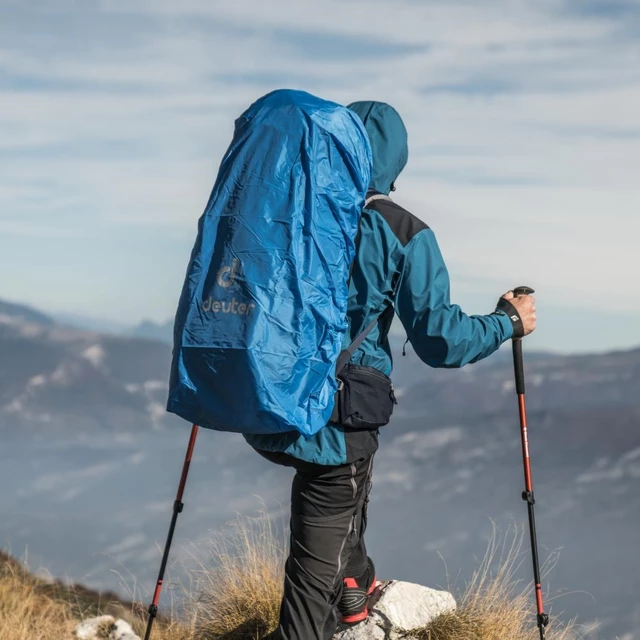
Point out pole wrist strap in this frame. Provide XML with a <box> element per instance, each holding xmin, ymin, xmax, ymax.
<box><xmin>495</xmin><ymin>298</ymin><xmax>524</xmax><ymax>339</ymax></box>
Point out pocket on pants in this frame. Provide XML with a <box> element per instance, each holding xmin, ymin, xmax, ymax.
<box><xmin>289</xmin><ymin>507</ymin><xmax>357</xmax><ymax>593</ymax></box>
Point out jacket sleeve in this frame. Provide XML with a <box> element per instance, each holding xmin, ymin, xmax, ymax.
<box><xmin>396</xmin><ymin>228</ymin><xmax>514</xmax><ymax>368</ymax></box>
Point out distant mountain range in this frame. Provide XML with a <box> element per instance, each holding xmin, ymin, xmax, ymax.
<box><xmin>129</xmin><ymin>319</ymin><xmax>174</xmax><ymax>345</ymax></box>
<box><xmin>1</xmin><ymin>298</ymin><xmax>639</xmax><ymax>638</ymax></box>
<box><xmin>45</xmin><ymin>304</ymin><xmax>173</xmax><ymax>344</ymax></box>
<box><xmin>0</xmin><ymin>300</ymin><xmax>173</xmax><ymax>436</ymax></box>
<box><xmin>0</xmin><ymin>299</ymin><xmax>55</xmax><ymax>328</ymax></box>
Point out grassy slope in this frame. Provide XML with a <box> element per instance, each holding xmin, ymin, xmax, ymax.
<box><xmin>0</xmin><ymin>549</ymin><xmax>140</xmax><ymax>640</ymax></box>
<box><xmin>0</xmin><ymin>521</ymin><xmax>583</xmax><ymax>640</ymax></box>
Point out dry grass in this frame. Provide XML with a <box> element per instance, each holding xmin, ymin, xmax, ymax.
<box><xmin>0</xmin><ymin>550</ymin><xmax>77</xmax><ymax>640</ymax></box>
<box><xmin>0</xmin><ymin>549</ymin><xmax>145</xmax><ymax>640</ymax></box>
<box><xmin>135</xmin><ymin>513</ymin><xmax>285</xmax><ymax>640</ymax></box>
<box><xmin>137</xmin><ymin>521</ymin><xmax>586</xmax><ymax>640</ymax></box>
<box><xmin>1</xmin><ymin>520</ymin><xmax>588</xmax><ymax>640</ymax></box>
<box><xmin>415</xmin><ymin>531</ymin><xmax>581</xmax><ymax>640</ymax></box>
<box><xmin>182</xmin><ymin>514</ymin><xmax>284</xmax><ymax>640</ymax></box>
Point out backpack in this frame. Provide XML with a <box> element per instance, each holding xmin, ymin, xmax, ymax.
<box><xmin>166</xmin><ymin>89</ymin><xmax>373</xmax><ymax>436</ymax></box>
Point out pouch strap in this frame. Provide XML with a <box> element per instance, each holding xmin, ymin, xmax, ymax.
<box><xmin>336</xmin><ymin>305</ymin><xmax>394</xmax><ymax>374</ymax></box>
<box><xmin>338</xmin><ymin>191</ymin><xmax>398</xmax><ymax>375</ymax></box>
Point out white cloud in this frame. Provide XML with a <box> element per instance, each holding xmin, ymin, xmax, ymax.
<box><xmin>1</xmin><ymin>0</ymin><xmax>639</xmax><ymax>336</ymax></box>
<box><xmin>103</xmin><ymin>0</ymin><xmax>614</xmax><ymax>46</ymax></box>
<box><xmin>400</xmin><ymin>183</ymin><xmax>640</xmax><ymax>310</ymax></box>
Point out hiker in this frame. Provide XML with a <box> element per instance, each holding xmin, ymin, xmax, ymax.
<box><xmin>245</xmin><ymin>101</ymin><xmax>537</xmax><ymax>640</ymax></box>
<box><xmin>158</xmin><ymin>91</ymin><xmax>536</xmax><ymax>640</ymax></box>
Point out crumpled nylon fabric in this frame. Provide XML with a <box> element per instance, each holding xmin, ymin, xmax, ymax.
<box><xmin>167</xmin><ymin>89</ymin><xmax>373</xmax><ymax>435</ymax></box>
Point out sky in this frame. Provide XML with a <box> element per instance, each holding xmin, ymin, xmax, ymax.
<box><xmin>1</xmin><ymin>0</ymin><xmax>639</xmax><ymax>353</ymax></box>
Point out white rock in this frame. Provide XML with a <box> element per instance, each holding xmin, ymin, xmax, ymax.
<box><xmin>374</xmin><ymin>581</ymin><xmax>456</xmax><ymax>632</ymax></box>
<box><xmin>75</xmin><ymin>616</ymin><xmax>116</xmax><ymax>639</ymax></box>
<box><xmin>110</xmin><ymin>619</ymin><xmax>141</xmax><ymax>640</ymax></box>
<box><xmin>74</xmin><ymin>616</ymin><xmax>141</xmax><ymax>640</ymax></box>
<box><xmin>335</xmin><ymin>617</ymin><xmax>387</xmax><ymax>639</ymax></box>
<box><xmin>334</xmin><ymin>581</ymin><xmax>456</xmax><ymax>640</ymax></box>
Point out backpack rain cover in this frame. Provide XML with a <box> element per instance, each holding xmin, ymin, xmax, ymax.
<box><xmin>167</xmin><ymin>89</ymin><xmax>372</xmax><ymax>436</ymax></box>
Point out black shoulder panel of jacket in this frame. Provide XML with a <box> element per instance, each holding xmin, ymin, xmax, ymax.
<box><xmin>366</xmin><ymin>197</ymin><xmax>429</xmax><ymax>247</ymax></box>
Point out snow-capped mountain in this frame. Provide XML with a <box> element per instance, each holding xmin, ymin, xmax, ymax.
<box><xmin>1</xmin><ymin>299</ymin><xmax>639</xmax><ymax>638</ymax></box>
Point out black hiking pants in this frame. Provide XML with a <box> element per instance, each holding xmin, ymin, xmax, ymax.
<box><xmin>257</xmin><ymin>450</ymin><xmax>375</xmax><ymax>640</ymax></box>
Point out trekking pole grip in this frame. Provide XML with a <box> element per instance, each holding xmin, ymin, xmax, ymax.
<box><xmin>511</xmin><ymin>286</ymin><xmax>534</xmax><ymax>395</ymax></box>
<box><xmin>513</xmin><ymin>286</ymin><xmax>535</xmax><ymax>298</ymax></box>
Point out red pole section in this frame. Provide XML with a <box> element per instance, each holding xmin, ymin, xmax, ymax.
<box><xmin>518</xmin><ymin>394</ymin><xmax>533</xmax><ymax>492</ymax></box>
<box><xmin>177</xmin><ymin>424</ymin><xmax>199</xmax><ymax>501</ymax></box>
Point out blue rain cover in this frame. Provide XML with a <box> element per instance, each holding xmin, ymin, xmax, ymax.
<box><xmin>167</xmin><ymin>89</ymin><xmax>372</xmax><ymax>435</ymax></box>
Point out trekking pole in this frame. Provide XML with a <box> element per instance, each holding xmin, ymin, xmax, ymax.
<box><xmin>144</xmin><ymin>423</ymin><xmax>199</xmax><ymax>640</ymax></box>
<box><xmin>510</xmin><ymin>286</ymin><xmax>549</xmax><ymax>640</ymax></box>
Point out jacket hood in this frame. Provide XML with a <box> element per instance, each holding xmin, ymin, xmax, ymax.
<box><xmin>347</xmin><ymin>101</ymin><xmax>408</xmax><ymax>194</ymax></box>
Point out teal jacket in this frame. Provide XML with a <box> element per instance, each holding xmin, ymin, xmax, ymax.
<box><xmin>245</xmin><ymin>101</ymin><xmax>514</xmax><ymax>465</ymax></box>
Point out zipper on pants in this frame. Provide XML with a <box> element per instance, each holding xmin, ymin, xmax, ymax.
<box><xmin>334</xmin><ymin>462</ymin><xmax>359</xmax><ymax>585</ymax></box>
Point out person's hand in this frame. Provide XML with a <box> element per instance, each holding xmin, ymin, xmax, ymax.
<box><xmin>502</xmin><ymin>290</ymin><xmax>536</xmax><ymax>336</ymax></box>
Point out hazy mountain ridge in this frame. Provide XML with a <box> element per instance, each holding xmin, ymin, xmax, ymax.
<box><xmin>1</xmin><ymin>298</ymin><xmax>639</xmax><ymax>638</ymax></box>
<box><xmin>130</xmin><ymin>319</ymin><xmax>174</xmax><ymax>345</ymax></box>
<box><xmin>0</xmin><ymin>299</ymin><xmax>55</xmax><ymax>328</ymax></box>
<box><xmin>1</xmin><ymin>300</ymin><xmax>174</xmax><ymax>435</ymax></box>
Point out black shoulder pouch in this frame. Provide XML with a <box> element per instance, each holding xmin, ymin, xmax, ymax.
<box><xmin>331</xmin><ymin>195</ymin><xmax>400</xmax><ymax>430</ymax></box>
<box><xmin>330</xmin><ymin>364</ymin><xmax>397</xmax><ymax>430</ymax></box>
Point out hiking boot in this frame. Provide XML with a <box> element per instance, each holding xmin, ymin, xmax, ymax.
<box><xmin>337</xmin><ymin>557</ymin><xmax>377</xmax><ymax>625</ymax></box>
